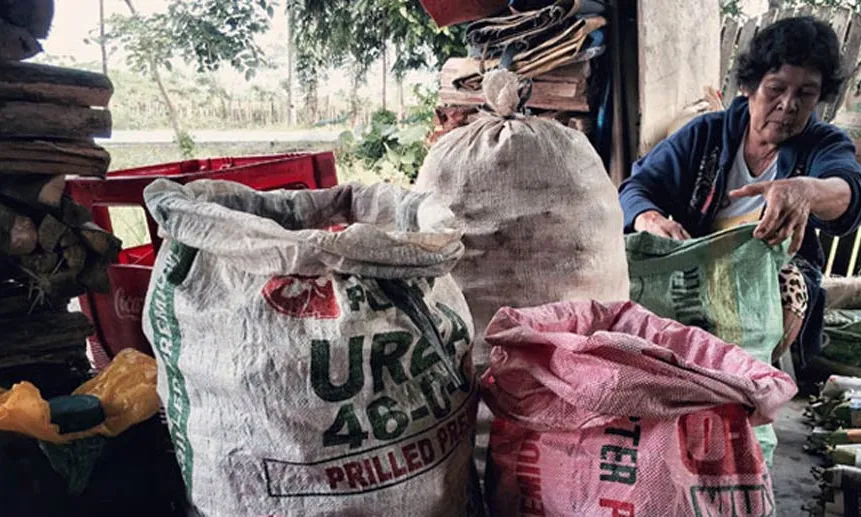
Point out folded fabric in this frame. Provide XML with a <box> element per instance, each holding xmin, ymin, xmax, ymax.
<box><xmin>455</xmin><ymin>16</ymin><xmax>606</xmax><ymax>92</ymax></box>
<box><xmin>509</xmin><ymin>0</ymin><xmax>607</xmax><ymax>14</ymax></box>
<box><xmin>467</xmin><ymin>0</ymin><xmax>572</xmax><ymax>54</ymax></box>
<box><xmin>467</xmin><ymin>0</ymin><xmax>607</xmax><ymax>60</ymax></box>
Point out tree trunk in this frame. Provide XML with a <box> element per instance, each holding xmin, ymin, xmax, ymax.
<box><xmin>98</xmin><ymin>0</ymin><xmax>108</xmax><ymax>76</ymax></box>
<box><xmin>286</xmin><ymin>5</ymin><xmax>296</xmax><ymax>126</ymax></box>
<box><xmin>768</xmin><ymin>0</ymin><xmax>782</xmax><ymax>9</ymax></box>
<box><xmin>396</xmin><ymin>44</ymin><xmax>405</xmax><ymax>120</ymax></box>
<box><xmin>350</xmin><ymin>64</ymin><xmax>361</xmax><ymax>126</ymax></box>
<box><xmin>306</xmin><ymin>79</ymin><xmax>318</xmax><ymax>123</ymax></box>
<box><xmin>381</xmin><ymin>41</ymin><xmax>388</xmax><ymax>111</ymax></box>
<box><xmin>123</xmin><ymin>0</ymin><xmax>190</xmax><ymax>155</ymax></box>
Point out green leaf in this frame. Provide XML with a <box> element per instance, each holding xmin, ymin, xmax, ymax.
<box><xmin>400</xmin><ymin>149</ymin><xmax>417</xmax><ymax>166</ymax></box>
<box><xmin>396</xmin><ymin>124</ymin><xmax>428</xmax><ymax>145</ymax></box>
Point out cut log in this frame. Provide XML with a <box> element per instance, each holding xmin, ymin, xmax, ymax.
<box><xmin>62</xmin><ymin>243</ymin><xmax>86</xmax><ymax>273</ymax></box>
<box><xmin>18</xmin><ymin>249</ymin><xmax>58</xmax><ymax>275</ymax></box>
<box><xmin>59</xmin><ymin>230</ymin><xmax>79</xmax><ymax>248</ymax></box>
<box><xmin>0</xmin><ymin>60</ymin><xmax>112</xmax><ymax>107</ymax></box>
<box><xmin>0</xmin><ymin>203</ymin><xmax>36</xmax><ymax>255</ymax></box>
<box><xmin>0</xmin><ymin>284</ymin><xmax>67</xmax><ymax>317</ymax></box>
<box><xmin>33</xmin><ymin>268</ymin><xmax>85</xmax><ymax>298</ymax></box>
<box><xmin>77</xmin><ymin>259</ymin><xmax>110</xmax><ymax>293</ymax></box>
<box><xmin>0</xmin><ymin>174</ymin><xmax>65</xmax><ymax>207</ymax></box>
<box><xmin>78</xmin><ymin>222</ymin><xmax>121</xmax><ymax>258</ymax></box>
<box><xmin>0</xmin><ymin>159</ymin><xmax>109</xmax><ymax>176</ymax></box>
<box><xmin>60</xmin><ymin>196</ymin><xmax>92</xmax><ymax>226</ymax></box>
<box><xmin>37</xmin><ymin>213</ymin><xmax>66</xmax><ymax>251</ymax></box>
<box><xmin>0</xmin><ymin>139</ymin><xmax>110</xmax><ymax>174</ymax></box>
<box><xmin>0</xmin><ymin>311</ymin><xmax>93</xmax><ymax>354</ymax></box>
<box><xmin>0</xmin><ymin>101</ymin><xmax>111</xmax><ymax>140</ymax></box>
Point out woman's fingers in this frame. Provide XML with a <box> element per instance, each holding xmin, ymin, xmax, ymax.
<box><xmin>789</xmin><ymin>221</ymin><xmax>806</xmax><ymax>255</ymax></box>
<box><xmin>670</xmin><ymin>224</ymin><xmax>691</xmax><ymax>241</ymax></box>
<box><xmin>755</xmin><ymin>203</ymin><xmax>783</xmax><ymax>240</ymax></box>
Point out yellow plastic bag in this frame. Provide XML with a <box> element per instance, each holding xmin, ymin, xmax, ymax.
<box><xmin>0</xmin><ymin>349</ymin><xmax>159</xmax><ymax>444</ymax></box>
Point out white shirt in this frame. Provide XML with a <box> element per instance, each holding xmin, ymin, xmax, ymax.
<box><xmin>714</xmin><ymin>142</ymin><xmax>778</xmax><ymax>231</ymax></box>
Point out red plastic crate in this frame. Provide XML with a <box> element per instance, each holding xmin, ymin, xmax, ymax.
<box><xmin>66</xmin><ymin>152</ymin><xmax>338</xmax><ymax>363</ymax></box>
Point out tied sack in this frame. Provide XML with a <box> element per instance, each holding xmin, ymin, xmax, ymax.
<box><xmin>481</xmin><ymin>300</ymin><xmax>797</xmax><ymax>517</ymax></box>
<box><xmin>142</xmin><ymin>180</ymin><xmax>481</xmax><ymax>517</ymax></box>
<box><xmin>415</xmin><ymin>69</ymin><xmax>629</xmax><ymax>367</ymax></box>
<box><xmin>625</xmin><ymin>223</ymin><xmax>791</xmax><ymax>464</ymax></box>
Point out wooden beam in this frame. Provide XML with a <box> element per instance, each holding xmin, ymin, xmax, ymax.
<box><xmin>725</xmin><ymin>16</ymin><xmax>760</xmax><ymax>101</ymax></box>
<box><xmin>0</xmin><ymin>203</ymin><xmax>37</xmax><ymax>255</ymax></box>
<box><xmin>0</xmin><ymin>61</ymin><xmax>113</xmax><ymax>107</ymax></box>
<box><xmin>0</xmin><ymin>101</ymin><xmax>111</xmax><ymax>140</ymax></box>
<box><xmin>833</xmin><ymin>13</ymin><xmax>861</xmax><ymax>121</ymax></box>
<box><xmin>720</xmin><ymin>17</ymin><xmax>740</xmax><ymax>93</ymax></box>
<box><xmin>0</xmin><ymin>311</ymin><xmax>93</xmax><ymax>354</ymax></box>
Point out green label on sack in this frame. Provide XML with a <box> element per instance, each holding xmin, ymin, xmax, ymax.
<box><xmin>149</xmin><ymin>241</ymin><xmax>194</xmax><ymax>491</ymax></box>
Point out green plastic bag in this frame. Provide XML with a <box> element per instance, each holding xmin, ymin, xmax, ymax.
<box><xmin>625</xmin><ymin>223</ymin><xmax>790</xmax><ymax>465</ymax></box>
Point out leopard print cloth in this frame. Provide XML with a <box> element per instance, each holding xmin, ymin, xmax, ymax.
<box><xmin>779</xmin><ymin>262</ymin><xmax>808</xmax><ymax>319</ymax></box>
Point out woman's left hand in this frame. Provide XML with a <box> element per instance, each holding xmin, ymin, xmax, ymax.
<box><xmin>730</xmin><ymin>178</ymin><xmax>812</xmax><ymax>254</ymax></box>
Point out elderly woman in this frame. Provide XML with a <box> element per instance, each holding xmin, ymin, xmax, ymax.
<box><xmin>619</xmin><ymin>16</ymin><xmax>861</xmax><ymax>371</ymax></box>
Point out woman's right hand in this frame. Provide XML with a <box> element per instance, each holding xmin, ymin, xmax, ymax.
<box><xmin>633</xmin><ymin>210</ymin><xmax>691</xmax><ymax>240</ymax></box>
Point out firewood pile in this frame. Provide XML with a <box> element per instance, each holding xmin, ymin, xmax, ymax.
<box><xmin>431</xmin><ymin>1</ymin><xmax>608</xmax><ymax>145</ymax></box>
<box><xmin>0</xmin><ymin>0</ymin><xmax>119</xmax><ymax>397</ymax></box>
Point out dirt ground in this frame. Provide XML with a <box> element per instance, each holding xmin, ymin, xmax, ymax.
<box><xmin>772</xmin><ymin>398</ymin><xmax>824</xmax><ymax>516</ymax></box>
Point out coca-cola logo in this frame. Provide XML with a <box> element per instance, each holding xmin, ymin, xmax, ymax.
<box><xmin>262</xmin><ymin>276</ymin><xmax>340</xmax><ymax>319</ymax></box>
<box><xmin>114</xmin><ymin>288</ymin><xmax>145</xmax><ymax>321</ymax></box>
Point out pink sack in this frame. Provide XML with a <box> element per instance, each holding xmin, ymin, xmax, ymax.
<box><xmin>481</xmin><ymin>300</ymin><xmax>796</xmax><ymax>517</ymax></box>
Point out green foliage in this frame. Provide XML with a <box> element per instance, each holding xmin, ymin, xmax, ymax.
<box><xmin>784</xmin><ymin>0</ymin><xmax>861</xmax><ymax>10</ymax></box>
<box><xmin>176</xmin><ymin>130</ymin><xmax>196</xmax><ymax>158</ymax></box>
<box><xmin>338</xmin><ymin>108</ymin><xmax>431</xmax><ymax>183</ymax></box>
<box><xmin>290</xmin><ymin>0</ymin><xmax>466</xmax><ymax>86</ymax></box>
<box><xmin>106</xmin><ymin>0</ymin><xmax>274</xmax><ymax>78</ymax></box>
<box><xmin>402</xmin><ymin>84</ymin><xmax>439</xmax><ymax>125</ymax></box>
<box><xmin>720</xmin><ymin>0</ymin><xmax>743</xmax><ymax>17</ymax></box>
<box><xmin>722</xmin><ymin>0</ymin><xmax>861</xmax><ymax>16</ymax></box>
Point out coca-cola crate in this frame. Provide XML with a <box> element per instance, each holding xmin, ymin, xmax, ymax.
<box><xmin>66</xmin><ymin>152</ymin><xmax>338</xmax><ymax>363</ymax></box>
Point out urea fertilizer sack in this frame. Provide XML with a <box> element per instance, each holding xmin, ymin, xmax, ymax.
<box><xmin>142</xmin><ymin>179</ymin><xmax>481</xmax><ymax>517</ymax></box>
<box><xmin>481</xmin><ymin>300</ymin><xmax>796</xmax><ymax>517</ymax></box>
<box><xmin>414</xmin><ymin>69</ymin><xmax>629</xmax><ymax>369</ymax></box>
<box><xmin>625</xmin><ymin>223</ymin><xmax>791</xmax><ymax>465</ymax></box>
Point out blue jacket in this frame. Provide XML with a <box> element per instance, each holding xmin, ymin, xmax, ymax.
<box><xmin>619</xmin><ymin>96</ymin><xmax>861</xmax><ymax>368</ymax></box>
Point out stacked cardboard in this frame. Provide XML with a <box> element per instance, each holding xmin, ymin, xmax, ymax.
<box><xmin>432</xmin><ymin>1</ymin><xmax>607</xmax><ymax>140</ymax></box>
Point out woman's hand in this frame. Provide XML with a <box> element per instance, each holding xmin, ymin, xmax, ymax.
<box><xmin>633</xmin><ymin>210</ymin><xmax>691</xmax><ymax>240</ymax></box>
<box><xmin>730</xmin><ymin>178</ymin><xmax>812</xmax><ymax>254</ymax></box>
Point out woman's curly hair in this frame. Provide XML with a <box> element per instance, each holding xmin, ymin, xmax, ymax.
<box><xmin>735</xmin><ymin>16</ymin><xmax>845</xmax><ymax>102</ymax></box>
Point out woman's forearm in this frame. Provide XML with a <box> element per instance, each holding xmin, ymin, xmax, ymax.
<box><xmin>805</xmin><ymin>176</ymin><xmax>852</xmax><ymax>221</ymax></box>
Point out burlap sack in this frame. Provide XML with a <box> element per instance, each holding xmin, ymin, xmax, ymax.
<box><xmin>142</xmin><ymin>180</ymin><xmax>481</xmax><ymax>517</ymax></box>
<box><xmin>415</xmin><ymin>69</ymin><xmax>629</xmax><ymax>367</ymax></box>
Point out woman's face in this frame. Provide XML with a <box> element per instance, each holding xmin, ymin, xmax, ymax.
<box><xmin>744</xmin><ymin>64</ymin><xmax>822</xmax><ymax>145</ymax></box>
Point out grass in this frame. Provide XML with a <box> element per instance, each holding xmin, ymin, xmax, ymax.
<box><xmin>100</xmin><ymin>141</ymin><xmax>386</xmax><ymax>250</ymax></box>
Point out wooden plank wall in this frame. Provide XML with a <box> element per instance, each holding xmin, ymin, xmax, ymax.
<box><xmin>721</xmin><ymin>7</ymin><xmax>861</xmax><ymax>277</ymax></box>
<box><xmin>720</xmin><ymin>6</ymin><xmax>861</xmax><ymax>122</ymax></box>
